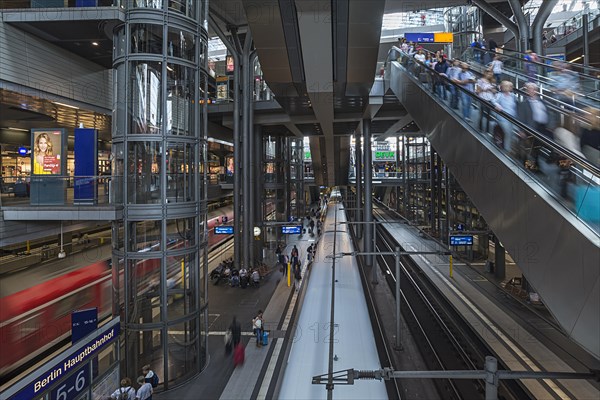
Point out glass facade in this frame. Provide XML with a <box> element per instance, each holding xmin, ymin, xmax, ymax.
<box><xmin>111</xmin><ymin>0</ymin><xmax>208</xmax><ymax>390</ymax></box>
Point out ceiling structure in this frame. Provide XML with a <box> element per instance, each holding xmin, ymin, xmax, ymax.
<box><xmin>1</xmin><ymin>1</ymin><xmax>527</xmax><ymax>186</ymax></box>
<box><xmin>210</xmin><ymin>1</ymin><xmax>527</xmax><ymax>187</ymax></box>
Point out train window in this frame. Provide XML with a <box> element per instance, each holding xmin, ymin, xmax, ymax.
<box><xmin>54</xmin><ymin>290</ymin><xmax>93</xmax><ymax>319</ymax></box>
<box><xmin>12</xmin><ymin>312</ymin><xmax>42</xmax><ymax>341</ymax></box>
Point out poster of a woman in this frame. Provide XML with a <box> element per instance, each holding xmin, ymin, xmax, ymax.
<box><xmin>32</xmin><ymin>131</ymin><xmax>62</xmax><ymax>175</ymax></box>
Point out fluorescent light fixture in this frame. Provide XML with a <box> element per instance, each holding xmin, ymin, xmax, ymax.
<box><xmin>207</xmin><ymin>137</ymin><xmax>234</xmax><ymax>146</ymax></box>
<box><xmin>7</xmin><ymin>127</ymin><xmax>29</xmax><ymax>132</ymax></box>
<box><xmin>53</xmin><ymin>101</ymin><xmax>79</xmax><ymax>109</ymax></box>
<box><xmin>569</xmin><ymin>56</ymin><xmax>583</xmax><ymax>63</ymax></box>
<box><xmin>92</xmin><ymin>41</ymin><xmax>99</xmax><ymax>46</ymax></box>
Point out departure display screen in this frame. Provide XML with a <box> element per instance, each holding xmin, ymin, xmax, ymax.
<box><xmin>215</xmin><ymin>226</ymin><xmax>234</xmax><ymax>234</ymax></box>
<box><xmin>282</xmin><ymin>226</ymin><xmax>302</xmax><ymax>234</ymax></box>
<box><xmin>450</xmin><ymin>235</ymin><xmax>473</xmax><ymax>246</ymax></box>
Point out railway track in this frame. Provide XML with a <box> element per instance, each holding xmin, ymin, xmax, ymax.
<box><xmin>371</xmin><ymin>210</ymin><xmax>531</xmax><ymax>400</ymax></box>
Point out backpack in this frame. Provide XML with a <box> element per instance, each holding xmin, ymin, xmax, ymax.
<box><xmin>119</xmin><ymin>388</ymin><xmax>131</xmax><ymax>400</ymax></box>
<box><xmin>150</xmin><ymin>373</ymin><xmax>159</xmax><ymax>388</ymax></box>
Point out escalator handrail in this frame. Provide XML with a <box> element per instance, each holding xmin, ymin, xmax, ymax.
<box><xmin>421</xmin><ymin>48</ymin><xmax>597</xmax><ymax>128</ymax></box>
<box><xmin>469</xmin><ymin>46</ymin><xmax>600</xmax><ymax>80</ymax></box>
<box><xmin>464</xmin><ymin>48</ymin><xmax>600</xmax><ymax>104</ymax></box>
<box><xmin>387</xmin><ymin>48</ymin><xmax>600</xmax><ymax>179</ymax></box>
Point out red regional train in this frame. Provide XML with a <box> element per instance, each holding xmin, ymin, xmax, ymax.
<box><xmin>0</xmin><ymin>206</ymin><xmax>234</xmax><ymax>380</ymax></box>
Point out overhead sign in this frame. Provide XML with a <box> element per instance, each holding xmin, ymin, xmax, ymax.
<box><xmin>434</xmin><ymin>32</ymin><xmax>454</xmax><ymax>43</ymax></box>
<box><xmin>450</xmin><ymin>235</ymin><xmax>473</xmax><ymax>246</ymax></box>
<box><xmin>49</xmin><ymin>363</ymin><xmax>89</xmax><ymax>400</ymax></box>
<box><xmin>72</xmin><ymin>308</ymin><xmax>98</xmax><ymax>344</ymax></box>
<box><xmin>374</xmin><ymin>151</ymin><xmax>396</xmax><ymax>161</ymax></box>
<box><xmin>215</xmin><ymin>226</ymin><xmax>234</xmax><ymax>234</ymax></box>
<box><xmin>405</xmin><ymin>32</ymin><xmax>434</xmax><ymax>43</ymax></box>
<box><xmin>282</xmin><ymin>225</ymin><xmax>302</xmax><ymax>234</ymax></box>
<box><xmin>404</xmin><ymin>32</ymin><xmax>453</xmax><ymax>43</ymax></box>
<box><xmin>214</xmin><ymin>225</ymin><xmax>234</xmax><ymax>235</ymax></box>
<box><xmin>8</xmin><ymin>320</ymin><xmax>119</xmax><ymax>400</ymax></box>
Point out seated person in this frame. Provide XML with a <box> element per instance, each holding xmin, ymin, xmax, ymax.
<box><xmin>251</xmin><ymin>269</ymin><xmax>260</xmax><ymax>283</ymax></box>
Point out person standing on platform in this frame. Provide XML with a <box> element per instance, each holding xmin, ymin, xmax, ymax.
<box><xmin>290</xmin><ymin>245</ymin><xmax>299</xmax><ymax>266</ymax></box>
<box><xmin>275</xmin><ymin>244</ymin><xmax>283</xmax><ymax>265</ymax></box>
<box><xmin>135</xmin><ymin>376</ymin><xmax>153</xmax><ymax>400</ymax></box>
<box><xmin>142</xmin><ymin>365</ymin><xmax>159</xmax><ymax>389</ymax></box>
<box><xmin>110</xmin><ymin>378</ymin><xmax>136</xmax><ymax>400</ymax></box>
<box><xmin>230</xmin><ymin>316</ymin><xmax>242</xmax><ymax>347</ymax></box>
<box><xmin>294</xmin><ymin>263</ymin><xmax>302</xmax><ymax>292</ymax></box>
<box><xmin>253</xmin><ymin>311</ymin><xmax>264</xmax><ymax>347</ymax></box>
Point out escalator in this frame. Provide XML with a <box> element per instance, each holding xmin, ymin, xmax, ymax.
<box><xmin>385</xmin><ymin>50</ymin><xmax>600</xmax><ymax>360</ymax></box>
<box><xmin>463</xmin><ymin>47</ymin><xmax>600</xmax><ymax>105</ymax></box>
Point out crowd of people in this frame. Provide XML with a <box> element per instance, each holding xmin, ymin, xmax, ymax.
<box><xmin>393</xmin><ymin>38</ymin><xmax>599</xmax><ymax>222</ymax></box>
<box><xmin>110</xmin><ymin>365</ymin><xmax>158</xmax><ymax>400</ymax></box>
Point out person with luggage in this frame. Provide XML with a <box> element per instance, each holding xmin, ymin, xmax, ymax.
<box><xmin>293</xmin><ymin>262</ymin><xmax>302</xmax><ymax>292</ymax></box>
<box><xmin>253</xmin><ymin>311</ymin><xmax>264</xmax><ymax>347</ymax></box>
<box><xmin>142</xmin><ymin>365</ymin><xmax>159</xmax><ymax>389</ymax></box>
<box><xmin>110</xmin><ymin>378</ymin><xmax>136</xmax><ymax>400</ymax></box>
<box><xmin>230</xmin><ymin>316</ymin><xmax>242</xmax><ymax>347</ymax></box>
<box><xmin>290</xmin><ymin>245</ymin><xmax>299</xmax><ymax>266</ymax></box>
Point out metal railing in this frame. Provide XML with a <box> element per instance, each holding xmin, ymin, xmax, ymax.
<box><xmin>387</xmin><ymin>48</ymin><xmax>600</xmax><ymax>234</ymax></box>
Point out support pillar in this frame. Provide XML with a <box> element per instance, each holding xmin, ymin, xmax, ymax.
<box><xmin>494</xmin><ymin>236</ymin><xmax>506</xmax><ymax>280</ymax></box>
<box><xmin>242</xmin><ymin>33</ymin><xmax>252</xmax><ymax>269</ymax></box>
<box><xmin>532</xmin><ymin>0</ymin><xmax>559</xmax><ymax>54</ymax></box>
<box><xmin>254</xmin><ymin>125</ymin><xmax>263</xmax><ymax>262</ymax></box>
<box><xmin>508</xmin><ymin>0</ymin><xmax>530</xmax><ymax>51</ymax></box>
<box><xmin>583</xmin><ymin>14</ymin><xmax>590</xmax><ymax>66</ymax></box>
<box><xmin>363</xmin><ymin>119</ymin><xmax>374</xmax><ymax>271</ymax></box>
<box><xmin>355</xmin><ymin>131</ymin><xmax>363</xmax><ymax>239</ymax></box>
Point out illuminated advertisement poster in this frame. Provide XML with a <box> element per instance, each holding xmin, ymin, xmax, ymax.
<box><xmin>217</xmin><ymin>76</ymin><xmax>229</xmax><ymax>101</ymax></box>
<box><xmin>226</xmin><ymin>55</ymin><xmax>234</xmax><ymax>73</ymax></box>
<box><xmin>32</xmin><ymin>129</ymin><xmax>64</xmax><ymax>175</ymax></box>
<box><xmin>225</xmin><ymin>155</ymin><xmax>234</xmax><ymax>176</ymax></box>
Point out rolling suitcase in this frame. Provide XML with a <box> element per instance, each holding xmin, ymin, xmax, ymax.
<box><xmin>262</xmin><ymin>331</ymin><xmax>269</xmax><ymax>346</ymax></box>
<box><xmin>234</xmin><ymin>343</ymin><xmax>245</xmax><ymax>366</ymax></box>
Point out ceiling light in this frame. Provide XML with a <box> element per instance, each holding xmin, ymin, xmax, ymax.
<box><xmin>7</xmin><ymin>127</ymin><xmax>29</xmax><ymax>132</ymax></box>
<box><xmin>92</xmin><ymin>41</ymin><xmax>99</xmax><ymax>46</ymax></box>
<box><xmin>53</xmin><ymin>101</ymin><xmax>79</xmax><ymax>110</ymax></box>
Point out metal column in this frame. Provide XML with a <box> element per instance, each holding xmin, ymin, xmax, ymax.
<box><xmin>355</xmin><ymin>132</ymin><xmax>363</xmax><ymax>239</ymax></box>
<box><xmin>254</xmin><ymin>125</ymin><xmax>263</xmax><ymax>262</ymax></box>
<box><xmin>248</xmin><ymin>52</ymin><xmax>257</xmax><ymax>266</ymax></box>
<box><xmin>211</xmin><ymin>19</ymin><xmax>242</xmax><ymax>269</ymax></box>
<box><xmin>242</xmin><ymin>33</ymin><xmax>252</xmax><ymax>269</ymax></box>
<box><xmin>494</xmin><ymin>235</ymin><xmax>506</xmax><ymax>280</ymax></box>
<box><xmin>363</xmin><ymin>119</ymin><xmax>373</xmax><ymax>270</ymax></box>
<box><xmin>583</xmin><ymin>13</ymin><xmax>590</xmax><ymax>66</ymax></box>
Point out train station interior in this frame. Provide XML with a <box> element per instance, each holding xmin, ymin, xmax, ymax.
<box><xmin>1</xmin><ymin>0</ymin><xmax>599</xmax><ymax>399</ymax></box>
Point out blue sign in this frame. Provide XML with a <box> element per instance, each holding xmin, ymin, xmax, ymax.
<box><xmin>50</xmin><ymin>363</ymin><xmax>89</xmax><ymax>400</ymax></box>
<box><xmin>282</xmin><ymin>225</ymin><xmax>302</xmax><ymax>234</ymax></box>
<box><xmin>74</xmin><ymin>128</ymin><xmax>97</xmax><ymax>205</ymax></box>
<box><xmin>72</xmin><ymin>308</ymin><xmax>98</xmax><ymax>344</ymax></box>
<box><xmin>215</xmin><ymin>226</ymin><xmax>234</xmax><ymax>234</ymax></box>
<box><xmin>18</xmin><ymin>147</ymin><xmax>28</xmax><ymax>156</ymax></box>
<box><xmin>8</xmin><ymin>321</ymin><xmax>119</xmax><ymax>400</ymax></box>
<box><xmin>405</xmin><ymin>32</ymin><xmax>435</xmax><ymax>43</ymax></box>
<box><xmin>450</xmin><ymin>235</ymin><xmax>473</xmax><ymax>246</ymax></box>
<box><xmin>456</xmin><ymin>223</ymin><xmax>465</xmax><ymax>231</ymax></box>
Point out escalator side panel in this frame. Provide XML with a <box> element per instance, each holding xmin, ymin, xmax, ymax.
<box><xmin>389</xmin><ymin>61</ymin><xmax>600</xmax><ymax>360</ymax></box>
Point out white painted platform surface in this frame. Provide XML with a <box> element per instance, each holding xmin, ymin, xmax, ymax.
<box><xmin>279</xmin><ymin>204</ymin><xmax>388</xmax><ymax>400</ymax></box>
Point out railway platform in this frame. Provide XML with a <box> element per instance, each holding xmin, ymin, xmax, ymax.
<box><xmin>372</xmin><ymin>206</ymin><xmax>600</xmax><ymax>400</ymax></box>
<box><xmin>156</xmin><ymin>207</ymin><xmax>322</xmax><ymax>400</ymax></box>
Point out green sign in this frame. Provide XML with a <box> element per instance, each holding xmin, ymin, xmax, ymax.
<box><xmin>375</xmin><ymin>151</ymin><xmax>395</xmax><ymax>160</ymax></box>
<box><xmin>304</xmin><ymin>150</ymin><xmax>311</xmax><ymax>160</ymax></box>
